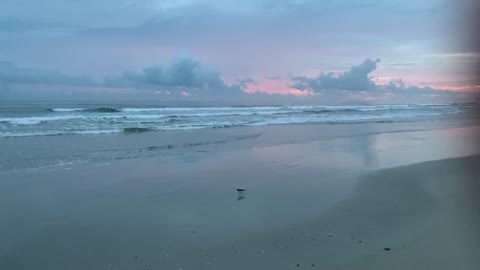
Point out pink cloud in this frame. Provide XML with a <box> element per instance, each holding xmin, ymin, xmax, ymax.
<box><xmin>434</xmin><ymin>85</ymin><xmax>480</xmax><ymax>92</ymax></box>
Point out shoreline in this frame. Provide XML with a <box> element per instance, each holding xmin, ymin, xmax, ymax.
<box><xmin>2</xmin><ymin>119</ymin><xmax>479</xmax><ymax>174</ymax></box>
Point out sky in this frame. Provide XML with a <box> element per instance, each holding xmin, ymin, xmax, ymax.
<box><xmin>0</xmin><ymin>0</ymin><xmax>479</xmax><ymax>104</ymax></box>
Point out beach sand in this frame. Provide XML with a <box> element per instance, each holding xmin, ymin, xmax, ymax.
<box><xmin>0</xmin><ymin>123</ymin><xmax>479</xmax><ymax>269</ymax></box>
<box><xmin>199</xmin><ymin>156</ymin><xmax>480</xmax><ymax>270</ymax></box>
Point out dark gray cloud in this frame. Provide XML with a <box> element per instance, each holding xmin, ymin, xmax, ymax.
<box><xmin>0</xmin><ymin>56</ymin><xmax>467</xmax><ymax>104</ymax></box>
<box><xmin>380</xmin><ymin>79</ymin><xmax>456</xmax><ymax>96</ymax></box>
<box><xmin>103</xmin><ymin>56</ymin><xmax>244</xmax><ymax>96</ymax></box>
<box><xmin>289</xmin><ymin>58</ymin><xmax>465</xmax><ymax>102</ymax></box>
<box><xmin>0</xmin><ymin>57</ymin><xmax>247</xmax><ymax>98</ymax></box>
<box><xmin>291</xmin><ymin>59</ymin><xmax>380</xmax><ymax>91</ymax></box>
<box><xmin>236</xmin><ymin>77</ymin><xmax>256</xmax><ymax>88</ymax></box>
<box><xmin>0</xmin><ymin>61</ymin><xmax>96</xmax><ymax>86</ymax></box>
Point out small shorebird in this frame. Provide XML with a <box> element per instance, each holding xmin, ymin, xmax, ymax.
<box><xmin>236</xmin><ymin>188</ymin><xmax>246</xmax><ymax>201</ymax></box>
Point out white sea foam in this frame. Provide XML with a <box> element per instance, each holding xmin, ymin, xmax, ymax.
<box><xmin>121</xmin><ymin>106</ymin><xmax>281</xmax><ymax>112</ymax></box>
<box><xmin>0</xmin><ymin>104</ymin><xmax>467</xmax><ymax>138</ymax></box>
<box><xmin>50</xmin><ymin>108</ymin><xmax>86</xmax><ymax>112</ymax></box>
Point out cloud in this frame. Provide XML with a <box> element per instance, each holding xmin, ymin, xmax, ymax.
<box><xmin>0</xmin><ymin>56</ymin><xmax>470</xmax><ymax>104</ymax></box>
<box><xmin>380</xmin><ymin>79</ymin><xmax>457</xmax><ymax>97</ymax></box>
<box><xmin>236</xmin><ymin>77</ymin><xmax>256</xmax><ymax>88</ymax></box>
<box><xmin>103</xmin><ymin>56</ymin><xmax>245</xmax><ymax>96</ymax></box>
<box><xmin>0</xmin><ymin>0</ymin><xmax>471</xmax><ymax>96</ymax></box>
<box><xmin>0</xmin><ymin>61</ymin><xmax>96</xmax><ymax>86</ymax></box>
<box><xmin>104</xmin><ymin>57</ymin><xmax>219</xmax><ymax>88</ymax></box>
<box><xmin>287</xmin><ymin>57</ymin><xmax>469</xmax><ymax>103</ymax></box>
<box><xmin>0</xmin><ymin>57</ymin><xmax>245</xmax><ymax>98</ymax></box>
<box><xmin>291</xmin><ymin>58</ymin><xmax>381</xmax><ymax>91</ymax></box>
<box><xmin>290</xmin><ymin>57</ymin><xmax>459</xmax><ymax>94</ymax></box>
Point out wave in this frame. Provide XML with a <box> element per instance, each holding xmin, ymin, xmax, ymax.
<box><xmin>167</xmin><ymin>111</ymin><xmax>291</xmax><ymax>117</ymax></box>
<box><xmin>1</xmin><ymin>104</ymin><xmax>465</xmax><ymax>138</ymax></box>
<box><xmin>138</xmin><ymin>133</ymin><xmax>262</xmax><ymax>152</ymax></box>
<box><xmin>48</xmin><ymin>107</ymin><xmax>120</xmax><ymax>113</ymax></box>
<box><xmin>47</xmin><ymin>108</ymin><xmax>86</xmax><ymax>112</ymax></box>
<box><xmin>123</xmin><ymin>127</ymin><xmax>153</xmax><ymax>134</ymax></box>
<box><xmin>47</xmin><ymin>106</ymin><xmax>286</xmax><ymax>117</ymax></box>
<box><xmin>0</xmin><ymin>129</ymin><xmax>122</xmax><ymax>138</ymax></box>
<box><xmin>0</xmin><ymin>116</ymin><xmax>437</xmax><ymax>138</ymax></box>
<box><xmin>296</xmin><ymin>104</ymin><xmax>457</xmax><ymax>113</ymax></box>
<box><xmin>120</xmin><ymin>106</ymin><xmax>281</xmax><ymax>112</ymax></box>
<box><xmin>85</xmin><ymin>107</ymin><xmax>121</xmax><ymax>113</ymax></box>
<box><xmin>0</xmin><ymin>115</ymin><xmax>85</xmax><ymax>125</ymax></box>
<box><xmin>302</xmin><ymin>109</ymin><xmax>357</xmax><ymax>114</ymax></box>
<box><xmin>45</xmin><ymin>104</ymin><xmax>459</xmax><ymax>116</ymax></box>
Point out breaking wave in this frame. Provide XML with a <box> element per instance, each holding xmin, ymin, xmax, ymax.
<box><xmin>48</xmin><ymin>107</ymin><xmax>120</xmax><ymax>113</ymax></box>
<box><xmin>1</xmin><ymin>104</ymin><xmax>472</xmax><ymax>138</ymax></box>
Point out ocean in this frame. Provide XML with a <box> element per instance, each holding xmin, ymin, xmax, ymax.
<box><xmin>0</xmin><ymin>103</ymin><xmax>472</xmax><ymax>138</ymax></box>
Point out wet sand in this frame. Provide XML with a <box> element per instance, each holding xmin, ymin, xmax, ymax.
<box><xmin>198</xmin><ymin>155</ymin><xmax>480</xmax><ymax>270</ymax></box>
<box><xmin>0</xmin><ymin>123</ymin><xmax>479</xmax><ymax>269</ymax></box>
